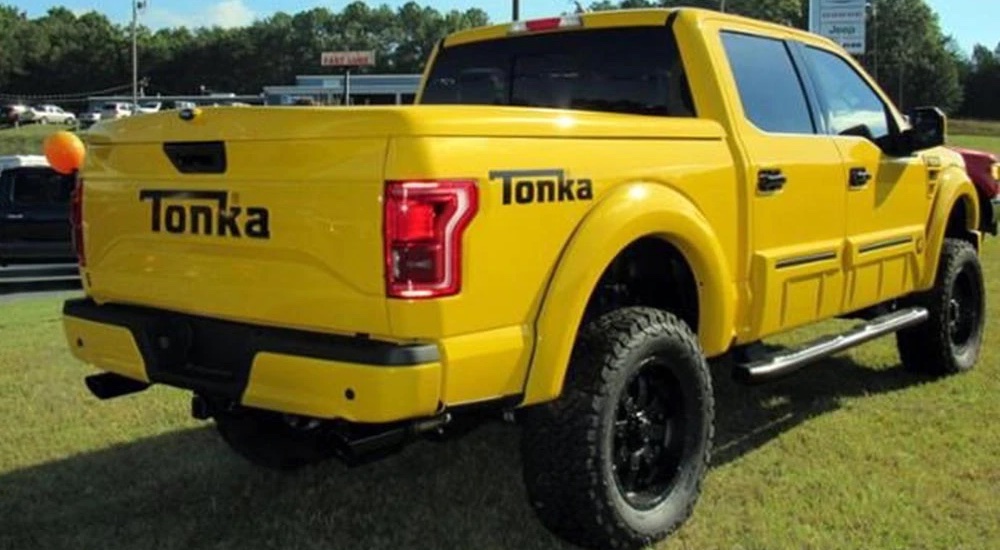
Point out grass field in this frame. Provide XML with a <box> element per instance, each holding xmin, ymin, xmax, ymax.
<box><xmin>0</xmin><ymin>239</ymin><xmax>998</xmax><ymax>549</ymax></box>
<box><xmin>0</xmin><ymin>124</ymin><xmax>69</xmax><ymax>156</ymax></box>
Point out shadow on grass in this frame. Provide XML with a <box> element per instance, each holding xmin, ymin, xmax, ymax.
<box><xmin>708</xmin><ymin>353</ymin><xmax>932</xmax><ymax>467</ymax></box>
<box><xmin>0</xmin><ymin>354</ymin><xmax>930</xmax><ymax>550</ymax></box>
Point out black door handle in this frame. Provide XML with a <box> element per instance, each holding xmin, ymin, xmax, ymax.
<box><xmin>849</xmin><ymin>167</ymin><xmax>872</xmax><ymax>188</ymax></box>
<box><xmin>757</xmin><ymin>169</ymin><xmax>786</xmax><ymax>192</ymax></box>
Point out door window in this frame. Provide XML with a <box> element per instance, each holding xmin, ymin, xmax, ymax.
<box><xmin>720</xmin><ymin>31</ymin><xmax>816</xmax><ymax>135</ymax></box>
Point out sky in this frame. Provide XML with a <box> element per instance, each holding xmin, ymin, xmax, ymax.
<box><xmin>8</xmin><ymin>0</ymin><xmax>998</xmax><ymax>55</ymax></box>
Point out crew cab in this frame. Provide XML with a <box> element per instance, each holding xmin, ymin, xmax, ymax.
<box><xmin>0</xmin><ymin>155</ymin><xmax>76</xmax><ymax>265</ymax></box>
<box><xmin>60</xmin><ymin>9</ymin><xmax>987</xmax><ymax>550</ymax></box>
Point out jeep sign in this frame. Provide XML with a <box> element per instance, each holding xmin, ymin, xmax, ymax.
<box><xmin>808</xmin><ymin>0</ymin><xmax>867</xmax><ymax>55</ymax></box>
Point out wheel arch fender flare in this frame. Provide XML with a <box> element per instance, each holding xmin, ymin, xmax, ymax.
<box><xmin>921</xmin><ymin>167</ymin><xmax>980</xmax><ymax>289</ymax></box>
<box><xmin>521</xmin><ymin>181</ymin><xmax>737</xmax><ymax>406</ymax></box>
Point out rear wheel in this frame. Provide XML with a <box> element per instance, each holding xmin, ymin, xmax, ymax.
<box><xmin>896</xmin><ymin>238</ymin><xmax>985</xmax><ymax>375</ymax></box>
<box><xmin>520</xmin><ymin>307</ymin><xmax>713</xmax><ymax>550</ymax></box>
<box><xmin>214</xmin><ymin>408</ymin><xmax>335</xmax><ymax>470</ymax></box>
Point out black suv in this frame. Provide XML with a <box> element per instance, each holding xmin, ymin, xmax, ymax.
<box><xmin>0</xmin><ymin>156</ymin><xmax>76</xmax><ymax>266</ymax></box>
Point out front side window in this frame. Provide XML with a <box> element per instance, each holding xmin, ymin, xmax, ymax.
<box><xmin>421</xmin><ymin>26</ymin><xmax>695</xmax><ymax>117</ymax></box>
<box><xmin>803</xmin><ymin>46</ymin><xmax>891</xmax><ymax>140</ymax></box>
<box><xmin>720</xmin><ymin>31</ymin><xmax>816</xmax><ymax>135</ymax></box>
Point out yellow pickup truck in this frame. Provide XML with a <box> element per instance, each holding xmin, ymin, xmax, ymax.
<box><xmin>60</xmin><ymin>8</ymin><xmax>986</xmax><ymax>549</ymax></box>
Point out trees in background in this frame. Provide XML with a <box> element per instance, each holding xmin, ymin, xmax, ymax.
<box><xmin>0</xmin><ymin>1</ymin><xmax>487</xmax><ymax>103</ymax></box>
<box><xmin>0</xmin><ymin>0</ymin><xmax>996</xmax><ymax>120</ymax></box>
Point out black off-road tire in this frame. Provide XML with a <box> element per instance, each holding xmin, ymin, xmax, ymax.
<box><xmin>520</xmin><ymin>307</ymin><xmax>714</xmax><ymax>550</ymax></box>
<box><xmin>896</xmin><ymin>238</ymin><xmax>986</xmax><ymax>375</ymax></box>
<box><xmin>214</xmin><ymin>408</ymin><xmax>334</xmax><ymax>471</ymax></box>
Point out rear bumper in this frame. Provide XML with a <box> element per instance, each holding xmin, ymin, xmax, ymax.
<box><xmin>62</xmin><ymin>298</ymin><xmax>443</xmax><ymax>423</ymax></box>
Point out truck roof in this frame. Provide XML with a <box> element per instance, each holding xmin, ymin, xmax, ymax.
<box><xmin>442</xmin><ymin>7</ymin><xmax>841</xmax><ymax>53</ymax></box>
<box><xmin>0</xmin><ymin>154</ymin><xmax>49</xmax><ymax>171</ymax></box>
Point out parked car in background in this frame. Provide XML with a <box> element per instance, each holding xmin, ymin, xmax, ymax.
<box><xmin>1</xmin><ymin>103</ymin><xmax>29</xmax><ymax>126</ymax></box>
<box><xmin>136</xmin><ymin>101</ymin><xmax>162</xmax><ymax>114</ymax></box>
<box><xmin>0</xmin><ymin>155</ymin><xmax>75</xmax><ymax>266</ymax></box>
<box><xmin>19</xmin><ymin>104</ymin><xmax>76</xmax><ymax>125</ymax></box>
<box><xmin>100</xmin><ymin>102</ymin><xmax>133</xmax><ymax>121</ymax></box>
<box><xmin>79</xmin><ymin>109</ymin><xmax>102</xmax><ymax>129</ymax></box>
<box><xmin>949</xmin><ymin>146</ymin><xmax>1000</xmax><ymax>235</ymax></box>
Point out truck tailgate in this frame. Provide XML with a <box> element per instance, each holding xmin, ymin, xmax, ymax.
<box><xmin>79</xmin><ymin>109</ymin><xmax>393</xmax><ymax>337</ymax></box>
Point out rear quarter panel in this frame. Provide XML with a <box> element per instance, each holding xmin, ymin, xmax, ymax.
<box><xmin>385</xmin><ymin>118</ymin><xmax>738</xmax><ymax>404</ymax></box>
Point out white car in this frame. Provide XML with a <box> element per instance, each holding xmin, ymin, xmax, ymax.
<box><xmin>20</xmin><ymin>104</ymin><xmax>76</xmax><ymax>125</ymax></box>
<box><xmin>136</xmin><ymin>101</ymin><xmax>162</xmax><ymax>114</ymax></box>
<box><xmin>100</xmin><ymin>102</ymin><xmax>133</xmax><ymax>120</ymax></box>
<box><xmin>79</xmin><ymin>110</ymin><xmax>102</xmax><ymax>128</ymax></box>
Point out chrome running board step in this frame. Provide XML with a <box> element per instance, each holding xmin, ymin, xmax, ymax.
<box><xmin>733</xmin><ymin>307</ymin><xmax>929</xmax><ymax>384</ymax></box>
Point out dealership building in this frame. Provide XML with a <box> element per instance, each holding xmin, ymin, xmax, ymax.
<box><xmin>85</xmin><ymin>73</ymin><xmax>423</xmax><ymax>111</ymax></box>
<box><xmin>262</xmin><ymin>74</ymin><xmax>422</xmax><ymax>105</ymax></box>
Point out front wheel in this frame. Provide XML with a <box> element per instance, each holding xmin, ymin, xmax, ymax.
<box><xmin>896</xmin><ymin>238</ymin><xmax>986</xmax><ymax>375</ymax></box>
<box><xmin>520</xmin><ymin>307</ymin><xmax>714</xmax><ymax>550</ymax></box>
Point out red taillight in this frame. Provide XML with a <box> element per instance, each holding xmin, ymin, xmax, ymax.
<box><xmin>384</xmin><ymin>180</ymin><xmax>478</xmax><ymax>299</ymax></box>
<box><xmin>70</xmin><ymin>174</ymin><xmax>85</xmax><ymax>267</ymax></box>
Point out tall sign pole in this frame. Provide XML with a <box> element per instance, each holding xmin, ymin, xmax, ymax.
<box><xmin>513</xmin><ymin>0</ymin><xmax>519</xmax><ymax>21</ymax></box>
<box><xmin>131</xmin><ymin>0</ymin><xmax>147</xmax><ymax>112</ymax></box>
<box><xmin>321</xmin><ymin>50</ymin><xmax>376</xmax><ymax>106</ymax></box>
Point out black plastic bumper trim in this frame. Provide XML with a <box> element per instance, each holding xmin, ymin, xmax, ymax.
<box><xmin>64</xmin><ymin>298</ymin><xmax>439</xmax><ymax>400</ymax></box>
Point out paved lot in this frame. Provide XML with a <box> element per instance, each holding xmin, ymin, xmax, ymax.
<box><xmin>0</xmin><ymin>263</ymin><xmax>82</xmax><ymax>303</ymax></box>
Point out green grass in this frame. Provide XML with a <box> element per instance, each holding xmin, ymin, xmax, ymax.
<box><xmin>0</xmin><ymin>124</ymin><xmax>67</xmax><ymax>156</ymax></box>
<box><xmin>949</xmin><ymin>134</ymin><xmax>1000</xmax><ymax>155</ymax></box>
<box><xmin>1</xmin><ymin>238</ymin><xmax>998</xmax><ymax>549</ymax></box>
<box><xmin>949</xmin><ymin>118</ymin><xmax>1000</xmax><ymax>137</ymax></box>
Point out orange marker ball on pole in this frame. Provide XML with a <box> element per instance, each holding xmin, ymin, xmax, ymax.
<box><xmin>43</xmin><ymin>130</ymin><xmax>86</xmax><ymax>175</ymax></box>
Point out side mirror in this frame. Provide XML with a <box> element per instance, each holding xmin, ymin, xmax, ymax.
<box><xmin>902</xmin><ymin>106</ymin><xmax>946</xmax><ymax>153</ymax></box>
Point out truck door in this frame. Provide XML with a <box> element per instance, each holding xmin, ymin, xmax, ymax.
<box><xmin>797</xmin><ymin>44</ymin><xmax>932</xmax><ymax>312</ymax></box>
<box><xmin>717</xmin><ymin>30</ymin><xmax>848</xmax><ymax>338</ymax></box>
<box><xmin>0</xmin><ymin>166</ymin><xmax>75</xmax><ymax>262</ymax></box>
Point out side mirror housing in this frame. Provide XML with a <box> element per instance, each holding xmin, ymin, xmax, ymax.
<box><xmin>902</xmin><ymin>106</ymin><xmax>946</xmax><ymax>153</ymax></box>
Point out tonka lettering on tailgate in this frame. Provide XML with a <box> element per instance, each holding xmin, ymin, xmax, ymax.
<box><xmin>139</xmin><ymin>189</ymin><xmax>271</xmax><ymax>239</ymax></box>
<box><xmin>489</xmin><ymin>169</ymin><xmax>594</xmax><ymax>205</ymax></box>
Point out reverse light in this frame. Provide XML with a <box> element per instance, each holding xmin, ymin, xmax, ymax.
<box><xmin>384</xmin><ymin>180</ymin><xmax>478</xmax><ymax>299</ymax></box>
<box><xmin>70</xmin><ymin>174</ymin><xmax>85</xmax><ymax>267</ymax></box>
<box><xmin>510</xmin><ymin>14</ymin><xmax>582</xmax><ymax>34</ymax></box>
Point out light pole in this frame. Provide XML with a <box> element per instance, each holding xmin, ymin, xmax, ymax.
<box><xmin>131</xmin><ymin>0</ymin><xmax>147</xmax><ymax>112</ymax></box>
<box><xmin>513</xmin><ymin>0</ymin><xmax>519</xmax><ymax>20</ymax></box>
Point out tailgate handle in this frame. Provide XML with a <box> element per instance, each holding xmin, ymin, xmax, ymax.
<box><xmin>163</xmin><ymin>141</ymin><xmax>227</xmax><ymax>174</ymax></box>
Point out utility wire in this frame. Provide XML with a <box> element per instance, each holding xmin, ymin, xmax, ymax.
<box><xmin>0</xmin><ymin>82</ymin><xmax>136</xmax><ymax>101</ymax></box>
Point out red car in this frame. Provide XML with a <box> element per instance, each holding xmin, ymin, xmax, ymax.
<box><xmin>949</xmin><ymin>146</ymin><xmax>1000</xmax><ymax>236</ymax></box>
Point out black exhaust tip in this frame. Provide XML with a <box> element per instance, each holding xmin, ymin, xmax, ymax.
<box><xmin>85</xmin><ymin>373</ymin><xmax>150</xmax><ymax>400</ymax></box>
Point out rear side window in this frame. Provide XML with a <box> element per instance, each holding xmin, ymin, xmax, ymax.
<box><xmin>721</xmin><ymin>31</ymin><xmax>815</xmax><ymax>135</ymax></box>
<box><xmin>2</xmin><ymin>168</ymin><xmax>74</xmax><ymax>206</ymax></box>
<box><xmin>421</xmin><ymin>26</ymin><xmax>695</xmax><ymax>117</ymax></box>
